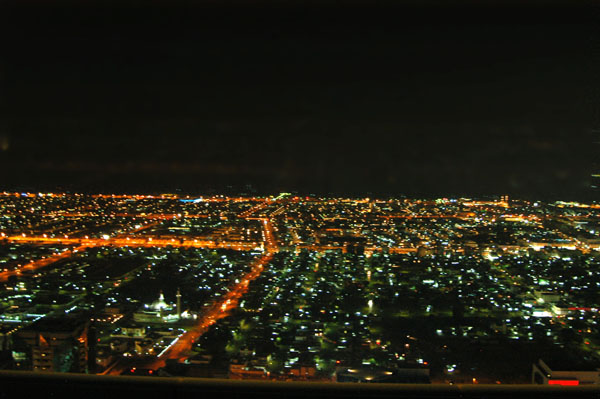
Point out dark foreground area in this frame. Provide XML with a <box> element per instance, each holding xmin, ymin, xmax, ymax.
<box><xmin>1</xmin><ymin>371</ymin><xmax>600</xmax><ymax>399</ymax></box>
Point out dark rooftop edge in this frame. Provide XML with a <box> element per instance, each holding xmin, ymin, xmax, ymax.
<box><xmin>1</xmin><ymin>370</ymin><xmax>600</xmax><ymax>398</ymax></box>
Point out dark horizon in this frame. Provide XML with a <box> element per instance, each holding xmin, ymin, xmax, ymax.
<box><xmin>1</xmin><ymin>1</ymin><xmax>599</xmax><ymax>200</ymax></box>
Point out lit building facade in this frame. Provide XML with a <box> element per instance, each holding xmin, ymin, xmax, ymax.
<box><xmin>16</xmin><ymin>318</ymin><xmax>89</xmax><ymax>373</ymax></box>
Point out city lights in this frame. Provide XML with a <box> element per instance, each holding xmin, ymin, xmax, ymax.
<box><xmin>0</xmin><ymin>192</ymin><xmax>598</xmax><ymax>385</ymax></box>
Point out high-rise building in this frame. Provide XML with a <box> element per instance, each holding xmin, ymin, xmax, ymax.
<box><xmin>16</xmin><ymin>317</ymin><xmax>90</xmax><ymax>373</ymax></box>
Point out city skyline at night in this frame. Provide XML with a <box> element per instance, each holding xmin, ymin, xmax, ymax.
<box><xmin>2</xmin><ymin>0</ymin><xmax>600</xmax><ymax>393</ymax></box>
<box><xmin>0</xmin><ymin>191</ymin><xmax>599</xmax><ymax>384</ymax></box>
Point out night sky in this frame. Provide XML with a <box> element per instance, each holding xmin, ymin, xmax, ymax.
<box><xmin>1</xmin><ymin>1</ymin><xmax>599</xmax><ymax>199</ymax></box>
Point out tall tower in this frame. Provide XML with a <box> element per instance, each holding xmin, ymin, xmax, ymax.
<box><xmin>158</xmin><ymin>290</ymin><xmax>165</xmax><ymax>319</ymax></box>
<box><xmin>176</xmin><ymin>288</ymin><xmax>182</xmax><ymax>319</ymax></box>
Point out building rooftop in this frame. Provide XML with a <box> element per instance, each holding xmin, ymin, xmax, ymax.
<box><xmin>540</xmin><ymin>356</ymin><xmax>600</xmax><ymax>373</ymax></box>
<box><xmin>22</xmin><ymin>317</ymin><xmax>88</xmax><ymax>334</ymax></box>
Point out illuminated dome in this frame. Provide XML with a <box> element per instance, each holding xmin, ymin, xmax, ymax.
<box><xmin>150</xmin><ymin>291</ymin><xmax>169</xmax><ymax>311</ymax></box>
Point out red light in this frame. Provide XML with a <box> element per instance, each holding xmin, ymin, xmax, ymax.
<box><xmin>548</xmin><ymin>380</ymin><xmax>579</xmax><ymax>386</ymax></box>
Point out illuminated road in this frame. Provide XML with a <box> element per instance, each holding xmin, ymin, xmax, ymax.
<box><xmin>104</xmin><ymin>218</ymin><xmax>279</xmax><ymax>375</ymax></box>
<box><xmin>247</xmin><ymin>217</ymin><xmax>278</xmax><ymax>253</ymax></box>
<box><xmin>239</xmin><ymin>202</ymin><xmax>271</xmax><ymax>219</ymax></box>
<box><xmin>2</xmin><ymin>235</ymin><xmax>261</xmax><ymax>251</ymax></box>
<box><xmin>0</xmin><ymin>244</ymin><xmax>90</xmax><ymax>282</ymax></box>
<box><xmin>126</xmin><ymin>221</ymin><xmax>162</xmax><ymax>234</ymax></box>
<box><xmin>153</xmin><ymin>253</ymin><xmax>273</xmax><ymax>367</ymax></box>
<box><xmin>2</xmin><ymin>217</ymin><xmax>276</xmax><ymax>253</ymax></box>
<box><xmin>3</xmin><ymin>237</ymin><xmax>414</xmax><ymax>255</ymax></box>
<box><xmin>106</xmin><ymin>251</ymin><xmax>275</xmax><ymax>375</ymax></box>
<box><xmin>10</xmin><ymin>212</ymin><xmax>213</xmax><ymax>219</ymax></box>
<box><xmin>296</xmin><ymin>244</ymin><xmax>417</xmax><ymax>254</ymax></box>
<box><xmin>145</xmin><ymin>218</ymin><xmax>278</xmax><ymax>370</ymax></box>
<box><xmin>378</xmin><ymin>215</ymin><xmax>458</xmax><ymax>219</ymax></box>
<box><xmin>0</xmin><ymin>220</ymin><xmax>161</xmax><ymax>280</ymax></box>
